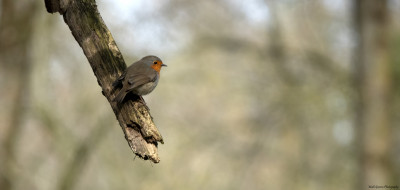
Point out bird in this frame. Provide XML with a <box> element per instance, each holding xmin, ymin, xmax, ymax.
<box><xmin>112</xmin><ymin>55</ymin><xmax>167</xmax><ymax>104</ymax></box>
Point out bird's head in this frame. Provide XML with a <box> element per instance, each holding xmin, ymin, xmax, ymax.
<box><xmin>141</xmin><ymin>55</ymin><xmax>167</xmax><ymax>73</ymax></box>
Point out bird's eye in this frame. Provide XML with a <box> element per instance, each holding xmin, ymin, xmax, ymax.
<box><xmin>153</xmin><ymin>61</ymin><xmax>157</xmax><ymax>65</ymax></box>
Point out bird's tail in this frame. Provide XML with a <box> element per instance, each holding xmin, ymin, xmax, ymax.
<box><xmin>113</xmin><ymin>89</ymin><xmax>127</xmax><ymax>104</ymax></box>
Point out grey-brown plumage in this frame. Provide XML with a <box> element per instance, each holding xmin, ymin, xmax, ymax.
<box><xmin>112</xmin><ymin>55</ymin><xmax>166</xmax><ymax>103</ymax></box>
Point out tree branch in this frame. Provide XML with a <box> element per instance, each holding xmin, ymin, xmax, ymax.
<box><xmin>44</xmin><ymin>0</ymin><xmax>164</xmax><ymax>163</ymax></box>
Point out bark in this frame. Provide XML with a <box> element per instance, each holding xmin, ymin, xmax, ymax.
<box><xmin>353</xmin><ymin>0</ymin><xmax>393</xmax><ymax>188</ymax></box>
<box><xmin>44</xmin><ymin>0</ymin><xmax>164</xmax><ymax>163</ymax></box>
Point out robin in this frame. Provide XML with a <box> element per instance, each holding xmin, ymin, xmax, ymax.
<box><xmin>112</xmin><ymin>55</ymin><xmax>167</xmax><ymax>104</ymax></box>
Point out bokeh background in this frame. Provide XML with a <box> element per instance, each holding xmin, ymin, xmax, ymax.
<box><xmin>1</xmin><ymin>0</ymin><xmax>399</xmax><ymax>190</ymax></box>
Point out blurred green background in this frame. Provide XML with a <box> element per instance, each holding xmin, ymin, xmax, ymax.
<box><xmin>1</xmin><ymin>0</ymin><xmax>399</xmax><ymax>190</ymax></box>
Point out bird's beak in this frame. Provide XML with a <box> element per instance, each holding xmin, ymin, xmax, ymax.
<box><xmin>162</xmin><ymin>64</ymin><xmax>167</xmax><ymax>67</ymax></box>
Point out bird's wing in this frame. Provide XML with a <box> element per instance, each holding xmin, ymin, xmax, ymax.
<box><xmin>126</xmin><ymin>72</ymin><xmax>157</xmax><ymax>91</ymax></box>
<box><xmin>113</xmin><ymin>59</ymin><xmax>145</xmax><ymax>88</ymax></box>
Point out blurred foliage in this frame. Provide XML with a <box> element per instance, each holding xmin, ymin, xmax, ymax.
<box><xmin>0</xmin><ymin>0</ymin><xmax>399</xmax><ymax>190</ymax></box>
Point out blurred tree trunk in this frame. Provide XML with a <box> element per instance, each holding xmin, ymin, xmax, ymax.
<box><xmin>0</xmin><ymin>0</ymin><xmax>38</xmax><ymax>189</ymax></box>
<box><xmin>353</xmin><ymin>0</ymin><xmax>394</xmax><ymax>189</ymax></box>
